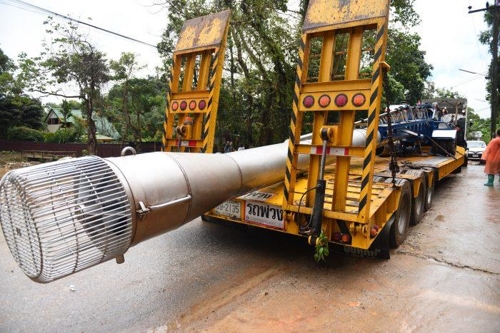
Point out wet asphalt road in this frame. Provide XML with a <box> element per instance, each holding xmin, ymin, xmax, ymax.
<box><xmin>0</xmin><ymin>163</ymin><xmax>499</xmax><ymax>332</ymax></box>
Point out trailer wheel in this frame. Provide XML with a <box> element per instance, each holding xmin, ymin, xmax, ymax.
<box><xmin>390</xmin><ymin>180</ymin><xmax>411</xmax><ymax>248</ymax></box>
<box><xmin>424</xmin><ymin>173</ymin><xmax>434</xmax><ymax>211</ymax></box>
<box><xmin>410</xmin><ymin>173</ymin><xmax>425</xmax><ymax>226</ymax></box>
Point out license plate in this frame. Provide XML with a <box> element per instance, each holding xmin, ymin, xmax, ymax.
<box><xmin>245</xmin><ymin>201</ymin><xmax>284</xmax><ymax>229</ymax></box>
<box><xmin>214</xmin><ymin>200</ymin><xmax>241</xmax><ymax>218</ymax></box>
<box><xmin>472</xmin><ymin>154</ymin><xmax>478</xmax><ymax>157</ymax></box>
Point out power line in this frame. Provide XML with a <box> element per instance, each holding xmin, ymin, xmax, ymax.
<box><xmin>1</xmin><ymin>0</ymin><xmax>158</xmax><ymax>49</ymax></box>
<box><xmin>467</xmin><ymin>0</ymin><xmax>487</xmax><ymax>69</ymax></box>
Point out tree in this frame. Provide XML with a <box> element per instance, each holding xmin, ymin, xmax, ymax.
<box><xmin>18</xmin><ymin>17</ymin><xmax>110</xmax><ymax>155</ymax></box>
<box><xmin>0</xmin><ymin>48</ymin><xmax>21</xmax><ymax>96</ymax></box>
<box><xmin>0</xmin><ymin>48</ymin><xmax>44</xmax><ymax>138</ymax></box>
<box><xmin>478</xmin><ymin>8</ymin><xmax>500</xmax><ymax>138</ymax></box>
<box><xmin>106</xmin><ymin>76</ymin><xmax>165</xmax><ymax>150</ymax></box>
<box><xmin>109</xmin><ymin>53</ymin><xmax>146</xmax><ymax>146</ymax></box>
<box><xmin>59</xmin><ymin>99</ymin><xmax>73</xmax><ymax>128</ymax></box>
<box><xmin>467</xmin><ymin>108</ymin><xmax>491</xmax><ymax>140</ymax></box>
<box><xmin>386</xmin><ymin>30</ymin><xmax>433</xmax><ymax>104</ymax></box>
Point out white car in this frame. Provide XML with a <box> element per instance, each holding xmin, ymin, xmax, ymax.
<box><xmin>467</xmin><ymin>140</ymin><xmax>487</xmax><ymax>162</ymax></box>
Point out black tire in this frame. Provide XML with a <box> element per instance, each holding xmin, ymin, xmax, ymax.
<box><xmin>390</xmin><ymin>179</ymin><xmax>412</xmax><ymax>248</ymax></box>
<box><xmin>424</xmin><ymin>172</ymin><xmax>434</xmax><ymax>211</ymax></box>
<box><xmin>409</xmin><ymin>172</ymin><xmax>425</xmax><ymax>226</ymax></box>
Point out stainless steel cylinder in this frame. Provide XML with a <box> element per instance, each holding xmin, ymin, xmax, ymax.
<box><xmin>0</xmin><ymin>131</ymin><xmax>374</xmax><ymax>283</ymax></box>
<box><xmin>0</xmin><ymin>140</ymin><xmax>308</xmax><ymax>282</ymax></box>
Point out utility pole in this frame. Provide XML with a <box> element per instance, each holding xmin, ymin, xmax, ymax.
<box><xmin>469</xmin><ymin>2</ymin><xmax>499</xmax><ymax>139</ymax></box>
<box><xmin>492</xmin><ymin>5</ymin><xmax>499</xmax><ymax>138</ymax></box>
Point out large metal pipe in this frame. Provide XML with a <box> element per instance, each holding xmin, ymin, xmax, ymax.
<box><xmin>0</xmin><ymin>130</ymin><xmax>375</xmax><ymax>283</ymax></box>
<box><xmin>0</xmin><ymin>139</ymin><xmax>313</xmax><ymax>283</ymax></box>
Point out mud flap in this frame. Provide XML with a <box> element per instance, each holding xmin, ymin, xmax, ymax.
<box><xmin>335</xmin><ymin>219</ymin><xmax>392</xmax><ymax>259</ymax></box>
<box><xmin>369</xmin><ymin>218</ymin><xmax>393</xmax><ymax>259</ymax></box>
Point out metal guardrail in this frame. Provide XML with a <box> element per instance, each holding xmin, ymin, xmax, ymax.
<box><xmin>21</xmin><ymin>150</ymin><xmax>77</xmax><ymax>161</ymax></box>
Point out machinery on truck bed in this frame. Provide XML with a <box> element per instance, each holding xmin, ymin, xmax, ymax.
<box><xmin>0</xmin><ymin>0</ymin><xmax>465</xmax><ymax>284</ymax></box>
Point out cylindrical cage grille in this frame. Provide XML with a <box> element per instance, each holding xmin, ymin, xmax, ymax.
<box><xmin>0</xmin><ymin>156</ymin><xmax>133</xmax><ymax>283</ymax></box>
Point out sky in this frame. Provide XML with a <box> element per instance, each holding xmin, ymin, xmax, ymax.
<box><xmin>0</xmin><ymin>0</ymin><xmax>494</xmax><ymax>119</ymax></box>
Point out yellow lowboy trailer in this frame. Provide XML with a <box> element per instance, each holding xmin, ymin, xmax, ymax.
<box><xmin>203</xmin><ymin>0</ymin><xmax>465</xmax><ymax>258</ymax></box>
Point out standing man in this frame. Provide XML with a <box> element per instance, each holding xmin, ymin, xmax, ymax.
<box><xmin>482</xmin><ymin>129</ymin><xmax>500</xmax><ymax>186</ymax></box>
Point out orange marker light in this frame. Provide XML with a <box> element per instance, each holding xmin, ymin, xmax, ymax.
<box><xmin>171</xmin><ymin>101</ymin><xmax>179</xmax><ymax>111</ymax></box>
<box><xmin>189</xmin><ymin>100</ymin><xmax>197</xmax><ymax>110</ymax></box>
<box><xmin>341</xmin><ymin>233</ymin><xmax>351</xmax><ymax>243</ymax></box>
<box><xmin>352</xmin><ymin>93</ymin><xmax>366</xmax><ymax>107</ymax></box>
<box><xmin>319</xmin><ymin>94</ymin><xmax>331</xmax><ymax>107</ymax></box>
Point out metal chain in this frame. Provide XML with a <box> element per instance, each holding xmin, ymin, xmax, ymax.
<box><xmin>382</xmin><ymin>67</ymin><xmax>400</xmax><ymax>186</ymax></box>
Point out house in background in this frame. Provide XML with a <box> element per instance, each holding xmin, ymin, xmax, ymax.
<box><xmin>44</xmin><ymin>108</ymin><xmax>120</xmax><ymax>142</ymax></box>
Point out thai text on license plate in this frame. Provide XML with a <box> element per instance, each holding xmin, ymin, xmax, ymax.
<box><xmin>245</xmin><ymin>201</ymin><xmax>284</xmax><ymax>229</ymax></box>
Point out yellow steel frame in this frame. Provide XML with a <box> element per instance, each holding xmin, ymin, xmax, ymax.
<box><xmin>283</xmin><ymin>0</ymin><xmax>393</xmax><ymax>248</ymax></box>
<box><xmin>163</xmin><ymin>10</ymin><xmax>230</xmax><ymax>153</ymax></box>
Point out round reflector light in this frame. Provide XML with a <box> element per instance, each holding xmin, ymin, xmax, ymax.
<box><xmin>318</xmin><ymin>94</ymin><xmax>331</xmax><ymax>107</ymax></box>
<box><xmin>171</xmin><ymin>101</ymin><xmax>179</xmax><ymax>111</ymax></box>
<box><xmin>189</xmin><ymin>100</ymin><xmax>197</xmax><ymax>110</ymax></box>
<box><xmin>303</xmin><ymin>95</ymin><xmax>315</xmax><ymax>108</ymax></box>
<box><xmin>341</xmin><ymin>233</ymin><xmax>351</xmax><ymax>243</ymax></box>
<box><xmin>180</xmin><ymin>101</ymin><xmax>187</xmax><ymax>111</ymax></box>
<box><xmin>199</xmin><ymin>100</ymin><xmax>207</xmax><ymax>110</ymax></box>
<box><xmin>334</xmin><ymin>94</ymin><xmax>348</xmax><ymax>107</ymax></box>
<box><xmin>352</xmin><ymin>93</ymin><xmax>366</xmax><ymax>107</ymax></box>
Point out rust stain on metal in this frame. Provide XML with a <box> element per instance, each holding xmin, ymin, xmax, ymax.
<box><xmin>176</xmin><ymin>10</ymin><xmax>230</xmax><ymax>52</ymax></box>
<box><xmin>304</xmin><ymin>0</ymin><xmax>389</xmax><ymax>31</ymax></box>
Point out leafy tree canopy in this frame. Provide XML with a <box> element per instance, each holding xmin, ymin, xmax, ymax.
<box><xmin>17</xmin><ymin>17</ymin><xmax>111</xmax><ymax>154</ymax></box>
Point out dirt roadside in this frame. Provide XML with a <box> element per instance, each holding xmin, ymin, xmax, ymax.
<box><xmin>0</xmin><ymin>151</ymin><xmax>39</xmax><ymax>178</ymax></box>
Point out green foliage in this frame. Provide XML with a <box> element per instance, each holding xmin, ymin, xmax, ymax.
<box><xmin>106</xmin><ymin>76</ymin><xmax>165</xmax><ymax>148</ymax></box>
<box><xmin>17</xmin><ymin>18</ymin><xmax>111</xmax><ymax>155</ymax></box>
<box><xmin>0</xmin><ymin>48</ymin><xmax>45</xmax><ymax>137</ymax></box>
<box><xmin>313</xmin><ymin>230</ymin><xmax>330</xmax><ymax>263</ymax></box>
<box><xmin>390</xmin><ymin>0</ymin><xmax>419</xmax><ymax>28</ymax></box>
<box><xmin>434</xmin><ymin>88</ymin><xmax>463</xmax><ymax>99</ymax></box>
<box><xmin>386</xmin><ymin>30</ymin><xmax>432</xmax><ymax>104</ymax></box>
<box><xmin>44</xmin><ymin>128</ymin><xmax>80</xmax><ymax>143</ymax></box>
<box><xmin>0</xmin><ymin>95</ymin><xmax>44</xmax><ymax>138</ymax></box>
<box><xmin>21</xmin><ymin>103</ymin><xmax>45</xmax><ymax>130</ymax></box>
<box><xmin>384</xmin><ymin>73</ymin><xmax>406</xmax><ymax>105</ymax></box>
<box><xmin>0</xmin><ymin>96</ymin><xmax>22</xmax><ymax>138</ymax></box>
<box><xmin>7</xmin><ymin>126</ymin><xmax>44</xmax><ymax>142</ymax></box>
<box><xmin>467</xmin><ymin>110</ymin><xmax>488</xmax><ymax>140</ymax></box>
<box><xmin>60</xmin><ymin>99</ymin><xmax>73</xmax><ymax>126</ymax></box>
<box><xmin>0</xmin><ymin>49</ymin><xmax>23</xmax><ymax>96</ymax></box>
<box><xmin>477</xmin><ymin>9</ymin><xmax>500</xmax><ymax>130</ymax></box>
<box><xmin>467</xmin><ymin>108</ymin><xmax>500</xmax><ymax>142</ymax></box>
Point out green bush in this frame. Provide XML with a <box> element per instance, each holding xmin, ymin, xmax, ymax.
<box><xmin>7</xmin><ymin>126</ymin><xmax>44</xmax><ymax>142</ymax></box>
<box><xmin>43</xmin><ymin>132</ymin><xmax>57</xmax><ymax>142</ymax></box>
<box><xmin>44</xmin><ymin>128</ymin><xmax>80</xmax><ymax>143</ymax></box>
